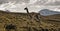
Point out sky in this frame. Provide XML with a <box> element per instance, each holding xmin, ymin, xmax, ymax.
<box><xmin>0</xmin><ymin>0</ymin><xmax>60</xmax><ymax>13</ymax></box>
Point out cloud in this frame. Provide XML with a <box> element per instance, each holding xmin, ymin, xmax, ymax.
<box><xmin>44</xmin><ymin>1</ymin><xmax>60</xmax><ymax>6</ymax></box>
<box><xmin>0</xmin><ymin>0</ymin><xmax>60</xmax><ymax>13</ymax></box>
<box><xmin>33</xmin><ymin>0</ymin><xmax>60</xmax><ymax>6</ymax></box>
<box><xmin>28</xmin><ymin>0</ymin><xmax>37</xmax><ymax>4</ymax></box>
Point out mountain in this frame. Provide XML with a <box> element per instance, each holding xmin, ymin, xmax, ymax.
<box><xmin>39</xmin><ymin>9</ymin><xmax>60</xmax><ymax>16</ymax></box>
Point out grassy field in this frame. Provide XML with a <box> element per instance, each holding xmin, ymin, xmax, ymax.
<box><xmin>0</xmin><ymin>10</ymin><xmax>60</xmax><ymax>31</ymax></box>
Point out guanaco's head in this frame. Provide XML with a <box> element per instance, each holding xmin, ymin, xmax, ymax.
<box><xmin>24</xmin><ymin>7</ymin><xmax>28</xmax><ymax>10</ymax></box>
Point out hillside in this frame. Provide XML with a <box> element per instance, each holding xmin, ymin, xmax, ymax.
<box><xmin>0</xmin><ymin>10</ymin><xmax>60</xmax><ymax>31</ymax></box>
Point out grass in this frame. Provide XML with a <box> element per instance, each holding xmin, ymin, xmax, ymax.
<box><xmin>0</xmin><ymin>10</ymin><xmax>60</xmax><ymax>31</ymax></box>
